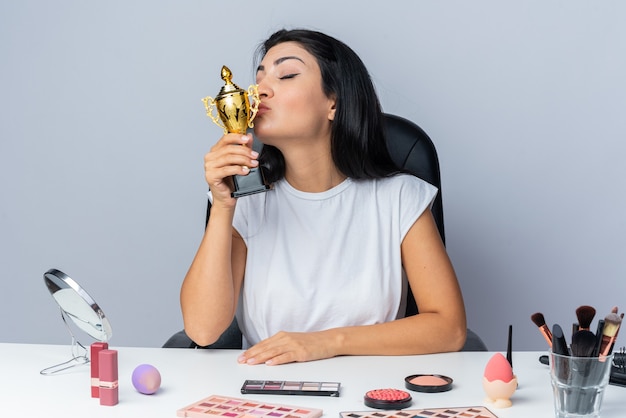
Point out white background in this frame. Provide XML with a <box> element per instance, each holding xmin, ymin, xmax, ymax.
<box><xmin>2</xmin><ymin>1</ymin><xmax>625</xmax><ymax>352</ymax></box>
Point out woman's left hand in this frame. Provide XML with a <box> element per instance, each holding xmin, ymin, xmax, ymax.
<box><xmin>237</xmin><ymin>331</ymin><xmax>338</xmax><ymax>365</ymax></box>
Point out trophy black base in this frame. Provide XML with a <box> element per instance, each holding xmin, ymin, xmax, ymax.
<box><xmin>231</xmin><ymin>167</ymin><xmax>271</xmax><ymax>198</ymax></box>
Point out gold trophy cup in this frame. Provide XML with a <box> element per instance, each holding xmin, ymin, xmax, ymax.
<box><xmin>202</xmin><ymin>65</ymin><xmax>270</xmax><ymax>198</ymax></box>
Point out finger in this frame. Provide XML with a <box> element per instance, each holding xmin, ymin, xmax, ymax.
<box><xmin>264</xmin><ymin>352</ymin><xmax>297</xmax><ymax>366</ymax></box>
<box><xmin>237</xmin><ymin>346</ymin><xmax>268</xmax><ymax>365</ymax></box>
<box><xmin>206</xmin><ymin>142</ymin><xmax>259</xmax><ymax>169</ymax></box>
<box><xmin>225</xmin><ymin>134</ymin><xmax>257</xmax><ymax>163</ymax></box>
<box><xmin>241</xmin><ymin>348</ymin><xmax>292</xmax><ymax>366</ymax></box>
<box><xmin>237</xmin><ymin>338</ymin><xmax>285</xmax><ymax>365</ymax></box>
<box><xmin>204</xmin><ymin>151</ymin><xmax>259</xmax><ymax>184</ymax></box>
<box><xmin>211</xmin><ymin>134</ymin><xmax>255</xmax><ymax>157</ymax></box>
<box><xmin>240</xmin><ymin>133</ymin><xmax>254</xmax><ymax>149</ymax></box>
<box><xmin>213</xmin><ymin>133</ymin><xmax>251</xmax><ymax>148</ymax></box>
<box><xmin>206</xmin><ymin>148</ymin><xmax>258</xmax><ymax>167</ymax></box>
<box><xmin>206</xmin><ymin>158</ymin><xmax>258</xmax><ymax>178</ymax></box>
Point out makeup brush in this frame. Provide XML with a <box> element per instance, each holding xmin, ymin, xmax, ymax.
<box><xmin>531</xmin><ymin>312</ymin><xmax>553</xmax><ymax>348</ymax></box>
<box><xmin>552</xmin><ymin>323</ymin><xmax>570</xmax><ymax>356</ymax></box>
<box><xmin>611</xmin><ymin>311</ymin><xmax>624</xmax><ymax>340</ymax></box>
<box><xmin>592</xmin><ymin>319</ymin><xmax>605</xmax><ymax>357</ymax></box>
<box><xmin>609</xmin><ymin>308</ymin><xmax>623</xmax><ymax>352</ymax></box>
<box><xmin>575</xmin><ymin>305</ymin><xmax>596</xmax><ymax>331</ymax></box>
<box><xmin>552</xmin><ymin>323</ymin><xmax>570</xmax><ymax>390</ymax></box>
<box><xmin>571</xmin><ymin>330</ymin><xmax>597</xmax><ymax>357</ymax></box>
<box><xmin>599</xmin><ymin>313</ymin><xmax>622</xmax><ymax>358</ymax></box>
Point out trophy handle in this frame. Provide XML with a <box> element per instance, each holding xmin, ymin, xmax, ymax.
<box><xmin>247</xmin><ymin>85</ymin><xmax>260</xmax><ymax>128</ymax></box>
<box><xmin>202</xmin><ymin>96</ymin><xmax>228</xmax><ymax>134</ymax></box>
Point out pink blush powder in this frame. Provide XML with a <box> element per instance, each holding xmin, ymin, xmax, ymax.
<box><xmin>409</xmin><ymin>375</ymin><xmax>449</xmax><ymax>386</ymax></box>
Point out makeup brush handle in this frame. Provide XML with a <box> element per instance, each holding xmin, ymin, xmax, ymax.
<box><xmin>599</xmin><ymin>335</ymin><xmax>616</xmax><ymax>358</ymax></box>
<box><xmin>592</xmin><ymin>320</ymin><xmax>605</xmax><ymax>357</ymax></box>
<box><xmin>540</xmin><ymin>325</ymin><xmax>553</xmax><ymax>347</ymax></box>
<box><xmin>506</xmin><ymin>325</ymin><xmax>513</xmax><ymax>368</ymax></box>
<box><xmin>552</xmin><ymin>324</ymin><xmax>570</xmax><ymax>356</ymax></box>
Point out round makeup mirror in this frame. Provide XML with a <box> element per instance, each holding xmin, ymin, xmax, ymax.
<box><xmin>41</xmin><ymin>268</ymin><xmax>112</xmax><ymax>375</ymax></box>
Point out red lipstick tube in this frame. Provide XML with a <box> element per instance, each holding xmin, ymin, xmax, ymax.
<box><xmin>90</xmin><ymin>342</ymin><xmax>108</xmax><ymax>398</ymax></box>
<box><xmin>98</xmin><ymin>349</ymin><xmax>119</xmax><ymax>406</ymax></box>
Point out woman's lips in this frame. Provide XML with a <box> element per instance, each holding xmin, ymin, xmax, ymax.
<box><xmin>257</xmin><ymin>103</ymin><xmax>270</xmax><ymax>116</ymax></box>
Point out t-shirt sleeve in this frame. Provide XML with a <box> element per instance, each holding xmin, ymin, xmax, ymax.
<box><xmin>397</xmin><ymin>175</ymin><xmax>439</xmax><ymax>240</ymax></box>
<box><xmin>231</xmin><ymin>199</ymin><xmax>248</xmax><ymax>240</ymax></box>
<box><xmin>231</xmin><ymin>191</ymin><xmax>269</xmax><ymax>243</ymax></box>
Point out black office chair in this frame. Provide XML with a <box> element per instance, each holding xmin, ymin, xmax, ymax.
<box><xmin>163</xmin><ymin>113</ymin><xmax>487</xmax><ymax>351</ymax></box>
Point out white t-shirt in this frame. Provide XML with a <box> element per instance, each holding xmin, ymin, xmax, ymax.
<box><xmin>231</xmin><ymin>174</ymin><xmax>437</xmax><ymax>348</ymax></box>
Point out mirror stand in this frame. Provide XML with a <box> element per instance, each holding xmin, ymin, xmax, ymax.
<box><xmin>40</xmin><ymin>307</ymin><xmax>90</xmax><ymax>375</ymax></box>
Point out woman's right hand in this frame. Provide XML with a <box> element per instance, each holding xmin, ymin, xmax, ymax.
<box><xmin>204</xmin><ymin>133</ymin><xmax>259</xmax><ymax>207</ymax></box>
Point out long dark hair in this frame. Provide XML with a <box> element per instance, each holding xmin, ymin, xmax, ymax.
<box><xmin>255</xmin><ymin>29</ymin><xmax>399</xmax><ymax>183</ymax></box>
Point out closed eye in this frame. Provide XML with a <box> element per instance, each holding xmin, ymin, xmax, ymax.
<box><xmin>280</xmin><ymin>73</ymin><xmax>299</xmax><ymax>80</ymax></box>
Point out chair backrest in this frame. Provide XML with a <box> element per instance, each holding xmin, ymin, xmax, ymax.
<box><xmin>382</xmin><ymin>113</ymin><xmax>445</xmax><ymax>317</ymax></box>
<box><xmin>383</xmin><ymin>113</ymin><xmax>445</xmax><ymax>244</ymax></box>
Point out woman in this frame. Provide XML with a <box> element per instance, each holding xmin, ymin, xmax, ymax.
<box><xmin>181</xmin><ymin>29</ymin><xmax>466</xmax><ymax>365</ymax></box>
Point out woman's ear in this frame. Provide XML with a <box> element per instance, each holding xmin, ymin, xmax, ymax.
<box><xmin>328</xmin><ymin>98</ymin><xmax>337</xmax><ymax>121</ymax></box>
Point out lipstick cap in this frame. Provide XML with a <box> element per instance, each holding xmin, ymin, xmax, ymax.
<box><xmin>90</xmin><ymin>342</ymin><xmax>108</xmax><ymax>398</ymax></box>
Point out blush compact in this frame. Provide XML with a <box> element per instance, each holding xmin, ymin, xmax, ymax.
<box><xmin>363</xmin><ymin>388</ymin><xmax>412</xmax><ymax>410</ymax></box>
<box><xmin>404</xmin><ymin>374</ymin><xmax>453</xmax><ymax>393</ymax></box>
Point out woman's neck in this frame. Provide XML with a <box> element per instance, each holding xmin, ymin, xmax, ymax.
<box><xmin>282</xmin><ymin>147</ymin><xmax>346</xmax><ymax>193</ymax></box>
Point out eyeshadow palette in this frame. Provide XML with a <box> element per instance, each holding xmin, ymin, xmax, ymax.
<box><xmin>177</xmin><ymin>395</ymin><xmax>323</xmax><ymax>418</ymax></box>
<box><xmin>339</xmin><ymin>406</ymin><xmax>498</xmax><ymax>418</ymax></box>
<box><xmin>241</xmin><ymin>380</ymin><xmax>341</xmax><ymax>397</ymax></box>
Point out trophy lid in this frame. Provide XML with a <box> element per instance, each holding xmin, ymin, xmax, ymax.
<box><xmin>217</xmin><ymin>65</ymin><xmax>244</xmax><ymax>97</ymax></box>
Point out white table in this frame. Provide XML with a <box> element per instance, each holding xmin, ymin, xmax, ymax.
<box><xmin>0</xmin><ymin>343</ymin><xmax>623</xmax><ymax>417</ymax></box>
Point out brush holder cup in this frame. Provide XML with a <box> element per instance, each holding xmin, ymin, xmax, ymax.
<box><xmin>550</xmin><ymin>352</ymin><xmax>613</xmax><ymax>418</ymax></box>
